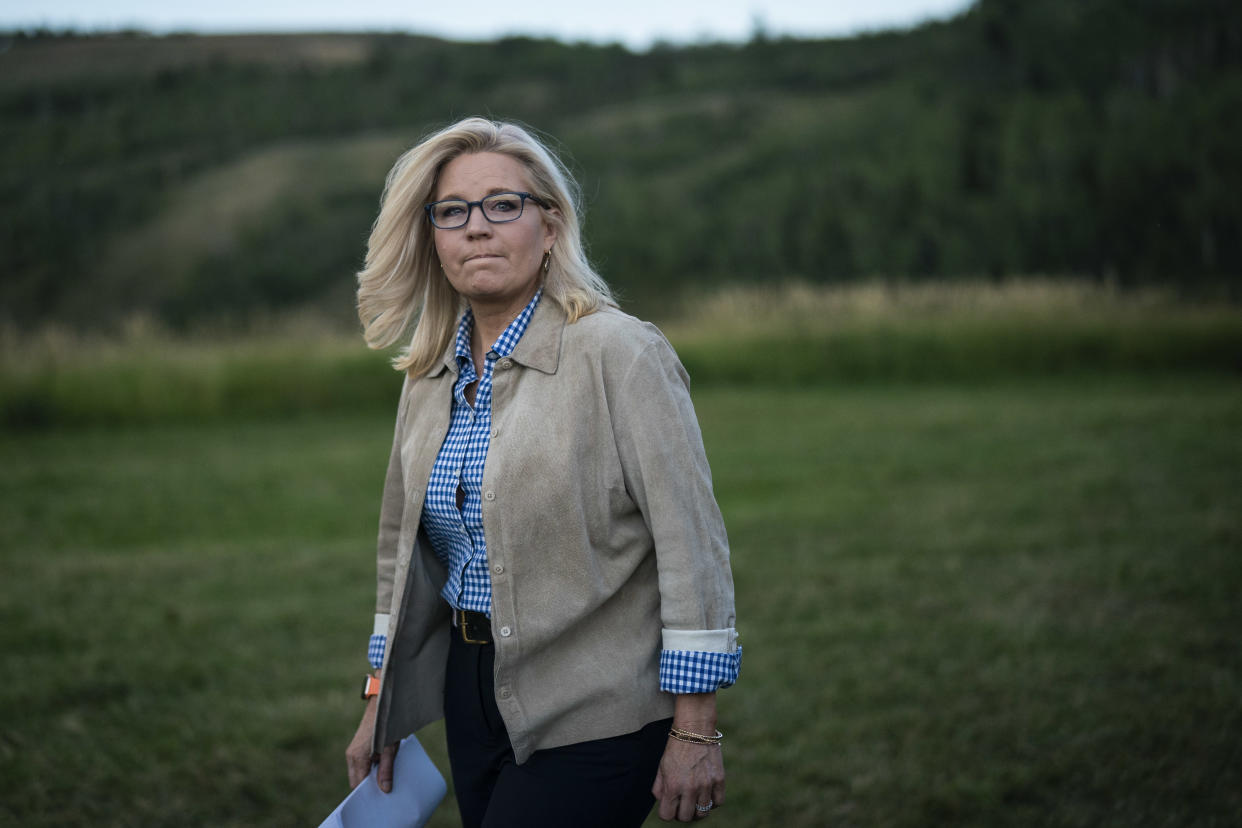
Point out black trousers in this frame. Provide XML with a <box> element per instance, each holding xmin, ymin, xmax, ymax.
<box><xmin>443</xmin><ymin>627</ymin><xmax>671</xmax><ymax>828</ymax></box>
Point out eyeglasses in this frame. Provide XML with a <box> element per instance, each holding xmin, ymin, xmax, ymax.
<box><xmin>424</xmin><ymin>191</ymin><xmax>549</xmax><ymax>229</ymax></box>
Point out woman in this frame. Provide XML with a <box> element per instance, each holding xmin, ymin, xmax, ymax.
<box><xmin>344</xmin><ymin>117</ymin><xmax>741</xmax><ymax>826</ymax></box>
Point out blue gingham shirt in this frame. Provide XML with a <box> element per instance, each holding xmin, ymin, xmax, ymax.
<box><xmin>369</xmin><ymin>290</ymin><xmax>740</xmax><ymax>694</ymax></box>
<box><xmin>424</xmin><ymin>290</ymin><xmax>540</xmax><ymax>615</ymax></box>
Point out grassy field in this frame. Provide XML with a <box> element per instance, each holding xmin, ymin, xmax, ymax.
<box><xmin>4</xmin><ymin>279</ymin><xmax>1241</xmax><ymax>429</ymax></box>
<box><xmin>2</xmin><ymin>376</ymin><xmax>1240</xmax><ymax>826</ymax></box>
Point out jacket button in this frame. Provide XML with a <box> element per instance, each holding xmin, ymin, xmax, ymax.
<box><xmin>499</xmin><ymin>626</ymin><xmax>512</xmax><ymax>637</ymax></box>
<box><xmin>499</xmin><ymin>687</ymin><xmax>512</xmax><ymax>699</ymax></box>
<box><xmin>493</xmin><ymin>563</ymin><xmax>504</xmax><ymax>574</ymax></box>
<box><xmin>499</xmin><ymin>358</ymin><xmax>513</xmax><ymax>369</ymax></box>
<box><xmin>484</xmin><ymin>491</ymin><xmax>496</xmax><ymax>501</ymax></box>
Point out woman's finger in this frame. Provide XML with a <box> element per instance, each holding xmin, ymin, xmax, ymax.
<box><xmin>708</xmin><ymin>749</ymin><xmax>726</xmax><ymax>810</ymax></box>
<box><xmin>377</xmin><ymin>742</ymin><xmax>399</xmax><ymax>793</ymax></box>
<box><xmin>678</xmin><ymin>791</ymin><xmax>700</xmax><ymax>823</ymax></box>
<box><xmin>345</xmin><ymin>701</ymin><xmax>379</xmax><ymax>789</ymax></box>
<box><xmin>693</xmin><ymin>791</ymin><xmax>716</xmax><ymax>820</ymax></box>
<box><xmin>346</xmin><ymin>750</ymin><xmax>374</xmax><ymax>789</ymax></box>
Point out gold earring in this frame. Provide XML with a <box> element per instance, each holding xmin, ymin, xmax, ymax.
<box><xmin>541</xmin><ymin>251</ymin><xmax>551</xmax><ymax>274</ymax></box>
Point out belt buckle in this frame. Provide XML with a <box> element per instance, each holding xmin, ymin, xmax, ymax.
<box><xmin>458</xmin><ymin>610</ymin><xmax>490</xmax><ymax>644</ymax></box>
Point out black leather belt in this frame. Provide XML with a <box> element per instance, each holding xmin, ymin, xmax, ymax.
<box><xmin>455</xmin><ymin>608</ymin><xmax>493</xmax><ymax>644</ymax></box>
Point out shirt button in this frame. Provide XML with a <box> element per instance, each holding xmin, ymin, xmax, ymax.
<box><xmin>484</xmin><ymin>491</ymin><xmax>495</xmax><ymax>501</ymax></box>
<box><xmin>499</xmin><ymin>626</ymin><xmax>512</xmax><ymax>637</ymax></box>
<box><xmin>493</xmin><ymin>563</ymin><xmax>504</xmax><ymax>574</ymax></box>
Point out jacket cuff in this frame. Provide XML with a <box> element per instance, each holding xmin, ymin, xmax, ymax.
<box><xmin>661</xmin><ymin>627</ymin><xmax>738</xmax><ymax>654</ymax></box>
<box><xmin>373</xmin><ymin>613</ymin><xmax>391</xmax><ymax>637</ymax></box>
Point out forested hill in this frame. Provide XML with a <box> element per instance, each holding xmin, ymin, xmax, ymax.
<box><xmin>2</xmin><ymin>0</ymin><xmax>1239</xmax><ymax>331</ymax></box>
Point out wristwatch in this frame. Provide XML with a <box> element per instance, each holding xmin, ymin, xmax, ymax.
<box><xmin>360</xmin><ymin>674</ymin><xmax>381</xmax><ymax>700</ymax></box>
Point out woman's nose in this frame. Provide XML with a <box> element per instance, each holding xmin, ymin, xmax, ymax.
<box><xmin>464</xmin><ymin>205</ymin><xmax>493</xmax><ymax>238</ymax></box>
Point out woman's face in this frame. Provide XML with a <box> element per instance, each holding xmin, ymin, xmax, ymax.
<box><xmin>432</xmin><ymin>151</ymin><xmax>557</xmax><ymax>313</ymax></box>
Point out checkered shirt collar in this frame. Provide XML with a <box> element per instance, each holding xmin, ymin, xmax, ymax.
<box><xmin>453</xmin><ymin>288</ymin><xmax>544</xmax><ymax>371</ymax></box>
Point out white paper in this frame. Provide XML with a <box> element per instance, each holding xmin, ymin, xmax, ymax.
<box><xmin>320</xmin><ymin>734</ymin><xmax>447</xmax><ymax>828</ymax></box>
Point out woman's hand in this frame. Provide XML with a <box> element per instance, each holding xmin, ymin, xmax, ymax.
<box><xmin>653</xmin><ymin>738</ymin><xmax>725</xmax><ymax>821</ymax></box>
<box><xmin>652</xmin><ymin>693</ymin><xmax>725</xmax><ymax>821</ymax></box>
<box><xmin>345</xmin><ymin>696</ymin><xmax>399</xmax><ymax>793</ymax></box>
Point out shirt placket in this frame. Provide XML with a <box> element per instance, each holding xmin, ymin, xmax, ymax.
<box><xmin>453</xmin><ymin>354</ymin><xmax>496</xmax><ymax>609</ymax></box>
<box><xmin>447</xmin><ymin>360</ymin><xmax>478</xmax><ymax>606</ymax></box>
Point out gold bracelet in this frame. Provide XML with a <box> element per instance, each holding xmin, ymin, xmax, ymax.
<box><xmin>669</xmin><ymin>727</ymin><xmax>724</xmax><ymax>745</ymax></box>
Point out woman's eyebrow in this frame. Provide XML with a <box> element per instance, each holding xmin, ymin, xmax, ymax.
<box><xmin>435</xmin><ymin>186</ymin><xmax>523</xmax><ymax>201</ymax></box>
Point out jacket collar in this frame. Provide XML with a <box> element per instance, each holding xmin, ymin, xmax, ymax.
<box><xmin>429</xmin><ymin>295</ymin><xmax>565</xmax><ymax>378</ymax></box>
<box><xmin>508</xmin><ymin>294</ymin><xmax>564</xmax><ymax>375</ymax></box>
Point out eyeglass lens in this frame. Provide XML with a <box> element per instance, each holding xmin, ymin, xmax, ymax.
<box><xmin>430</xmin><ymin>193</ymin><xmax>528</xmax><ymax>228</ymax></box>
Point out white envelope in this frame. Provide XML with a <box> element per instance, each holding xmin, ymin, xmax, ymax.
<box><xmin>320</xmin><ymin>734</ymin><xmax>447</xmax><ymax>828</ymax></box>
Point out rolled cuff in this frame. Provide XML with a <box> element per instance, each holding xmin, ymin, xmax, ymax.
<box><xmin>661</xmin><ymin>627</ymin><xmax>738</xmax><ymax>653</ymax></box>
<box><xmin>659</xmin><ymin>647</ymin><xmax>742</xmax><ymax>694</ymax></box>
<box><xmin>367</xmin><ymin>614</ymin><xmax>390</xmax><ymax>670</ymax></box>
<box><xmin>373</xmin><ymin>613</ymin><xmax>391</xmax><ymax>636</ymax></box>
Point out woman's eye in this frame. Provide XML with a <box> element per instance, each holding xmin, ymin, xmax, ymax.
<box><xmin>488</xmin><ymin>197</ymin><xmax>519</xmax><ymax>212</ymax></box>
<box><xmin>437</xmin><ymin>203</ymin><xmax>466</xmax><ymax>218</ymax></box>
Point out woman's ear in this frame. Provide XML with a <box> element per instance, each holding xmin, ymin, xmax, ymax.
<box><xmin>542</xmin><ymin>210</ymin><xmax>560</xmax><ymax>251</ymax></box>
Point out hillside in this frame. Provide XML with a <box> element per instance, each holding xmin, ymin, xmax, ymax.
<box><xmin>2</xmin><ymin>0</ymin><xmax>1239</xmax><ymax>332</ymax></box>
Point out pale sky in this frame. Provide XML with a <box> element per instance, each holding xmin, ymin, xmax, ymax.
<box><xmin>2</xmin><ymin>0</ymin><xmax>974</xmax><ymax>50</ymax></box>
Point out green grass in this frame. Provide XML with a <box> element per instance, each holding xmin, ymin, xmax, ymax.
<box><xmin>2</xmin><ymin>379</ymin><xmax>1240</xmax><ymax>826</ymax></box>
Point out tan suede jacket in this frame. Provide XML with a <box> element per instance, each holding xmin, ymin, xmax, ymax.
<box><xmin>369</xmin><ymin>299</ymin><xmax>738</xmax><ymax>763</ymax></box>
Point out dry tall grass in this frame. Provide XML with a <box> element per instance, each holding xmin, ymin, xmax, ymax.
<box><xmin>3</xmin><ymin>278</ymin><xmax>1239</xmax><ymax>427</ymax></box>
<box><xmin>663</xmin><ymin>278</ymin><xmax>1228</xmax><ymax>339</ymax></box>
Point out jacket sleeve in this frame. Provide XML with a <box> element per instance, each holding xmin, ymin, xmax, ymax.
<box><xmin>609</xmin><ymin>327</ymin><xmax>740</xmax><ymax>683</ymax></box>
<box><xmin>370</xmin><ymin>375</ymin><xmax>411</xmax><ymax>665</ymax></box>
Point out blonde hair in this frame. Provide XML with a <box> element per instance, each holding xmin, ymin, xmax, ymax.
<box><xmin>356</xmin><ymin>117</ymin><xmax>615</xmax><ymax>376</ymax></box>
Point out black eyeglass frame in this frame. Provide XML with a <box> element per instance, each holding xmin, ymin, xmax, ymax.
<box><xmin>424</xmin><ymin>191</ymin><xmax>551</xmax><ymax>229</ymax></box>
